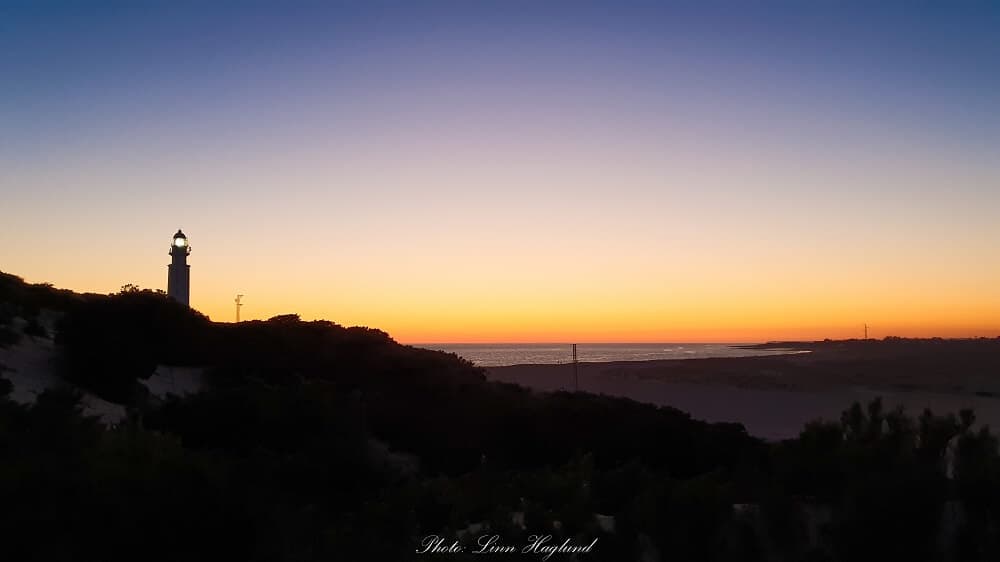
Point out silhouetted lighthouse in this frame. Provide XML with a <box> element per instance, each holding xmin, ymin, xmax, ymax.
<box><xmin>167</xmin><ymin>229</ymin><xmax>191</xmax><ymax>306</ymax></box>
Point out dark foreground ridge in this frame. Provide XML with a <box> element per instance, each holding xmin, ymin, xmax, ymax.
<box><xmin>2</xmin><ymin>270</ymin><xmax>1000</xmax><ymax>561</ymax></box>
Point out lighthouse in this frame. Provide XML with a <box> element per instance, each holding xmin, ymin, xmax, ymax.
<box><xmin>167</xmin><ymin>229</ymin><xmax>191</xmax><ymax>306</ymax></box>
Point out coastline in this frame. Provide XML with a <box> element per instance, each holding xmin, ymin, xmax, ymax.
<box><xmin>423</xmin><ymin>342</ymin><xmax>809</xmax><ymax>367</ymax></box>
<box><xmin>486</xmin><ymin>339</ymin><xmax>1000</xmax><ymax>440</ymax></box>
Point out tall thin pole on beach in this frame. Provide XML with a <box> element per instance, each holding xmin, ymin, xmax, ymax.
<box><xmin>572</xmin><ymin>344</ymin><xmax>579</xmax><ymax>392</ymax></box>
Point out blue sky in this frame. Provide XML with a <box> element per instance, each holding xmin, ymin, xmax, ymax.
<box><xmin>2</xmin><ymin>1</ymin><xmax>998</xmax><ymax>340</ymax></box>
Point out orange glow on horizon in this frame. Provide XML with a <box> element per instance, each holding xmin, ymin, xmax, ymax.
<box><xmin>4</xmin><ymin>2</ymin><xmax>1000</xmax><ymax>350</ymax></box>
<box><xmin>7</xmin><ymin>262</ymin><xmax>999</xmax><ymax>345</ymax></box>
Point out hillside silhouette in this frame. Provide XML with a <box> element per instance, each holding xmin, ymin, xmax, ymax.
<box><xmin>2</xmin><ymin>270</ymin><xmax>1000</xmax><ymax>561</ymax></box>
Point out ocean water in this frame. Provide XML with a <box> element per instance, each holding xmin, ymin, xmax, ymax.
<box><xmin>419</xmin><ymin>343</ymin><xmax>799</xmax><ymax>367</ymax></box>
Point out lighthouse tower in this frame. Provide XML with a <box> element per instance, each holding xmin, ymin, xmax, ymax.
<box><xmin>167</xmin><ymin>229</ymin><xmax>191</xmax><ymax>306</ymax></box>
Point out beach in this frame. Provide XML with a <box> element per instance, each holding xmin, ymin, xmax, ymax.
<box><xmin>487</xmin><ymin>339</ymin><xmax>1000</xmax><ymax>440</ymax></box>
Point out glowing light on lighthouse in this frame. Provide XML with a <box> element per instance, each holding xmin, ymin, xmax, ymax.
<box><xmin>167</xmin><ymin>229</ymin><xmax>191</xmax><ymax>306</ymax></box>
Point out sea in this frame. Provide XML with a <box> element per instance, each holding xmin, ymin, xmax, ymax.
<box><xmin>418</xmin><ymin>343</ymin><xmax>799</xmax><ymax>367</ymax></box>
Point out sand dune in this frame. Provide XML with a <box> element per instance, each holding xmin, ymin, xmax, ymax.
<box><xmin>0</xmin><ymin>335</ymin><xmax>126</xmax><ymax>423</ymax></box>
<box><xmin>488</xmin><ymin>340</ymin><xmax>1000</xmax><ymax>440</ymax></box>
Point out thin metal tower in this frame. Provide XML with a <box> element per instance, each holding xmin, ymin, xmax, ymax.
<box><xmin>572</xmin><ymin>344</ymin><xmax>579</xmax><ymax>392</ymax></box>
<box><xmin>235</xmin><ymin>294</ymin><xmax>244</xmax><ymax>323</ymax></box>
<box><xmin>864</xmin><ymin>323</ymin><xmax>868</xmax><ymax>340</ymax></box>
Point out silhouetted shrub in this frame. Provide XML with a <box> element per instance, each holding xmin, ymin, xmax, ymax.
<box><xmin>0</xmin><ymin>324</ymin><xmax>19</xmax><ymax>348</ymax></box>
<box><xmin>23</xmin><ymin>315</ymin><xmax>47</xmax><ymax>338</ymax></box>
<box><xmin>56</xmin><ymin>288</ymin><xmax>210</xmax><ymax>402</ymax></box>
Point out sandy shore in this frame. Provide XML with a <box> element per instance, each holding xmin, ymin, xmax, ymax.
<box><xmin>487</xmin><ymin>339</ymin><xmax>1000</xmax><ymax>440</ymax></box>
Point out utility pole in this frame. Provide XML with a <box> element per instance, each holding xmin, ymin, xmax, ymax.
<box><xmin>235</xmin><ymin>294</ymin><xmax>244</xmax><ymax>323</ymax></box>
<box><xmin>864</xmin><ymin>323</ymin><xmax>868</xmax><ymax>340</ymax></box>
<box><xmin>572</xmin><ymin>344</ymin><xmax>579</xmax><ymax>392</ymax></box>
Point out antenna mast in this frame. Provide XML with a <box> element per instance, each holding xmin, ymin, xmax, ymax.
<box><xmin>572</xmin><ymin>344</ymin><xmax>579</xmax><ymax>392</ymax></box>
<box><xmin>235</xmin><ymin>294</ymin><xmax>244</xmax><ymax>323</ymax></box>
<box><xmin>864</xmin><ymin>323</ymin><xmax>868</xmax><ymax>340</ymax></box>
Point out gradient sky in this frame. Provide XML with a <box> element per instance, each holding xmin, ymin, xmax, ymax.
<box><xmin>2</xmin><ymin>1</ymin><xmax>999</xmax><ymax>342</ymax></box>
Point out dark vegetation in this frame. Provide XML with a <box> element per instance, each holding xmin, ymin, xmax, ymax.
<box><xmin>2</xmin><ymin>271</ymin><xmax>1000</xmax><ymax>561</ymax></box>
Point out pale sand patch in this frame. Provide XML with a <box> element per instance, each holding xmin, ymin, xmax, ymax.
<box><xmin>0</xmin><ymin>336</ymin><xmax>126</xmax><ymax>423</ymax></box>
<box><xmin>141</xmin><ymin>365</ymin><xmax>205</xmax><ymax>399</ymax></box>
